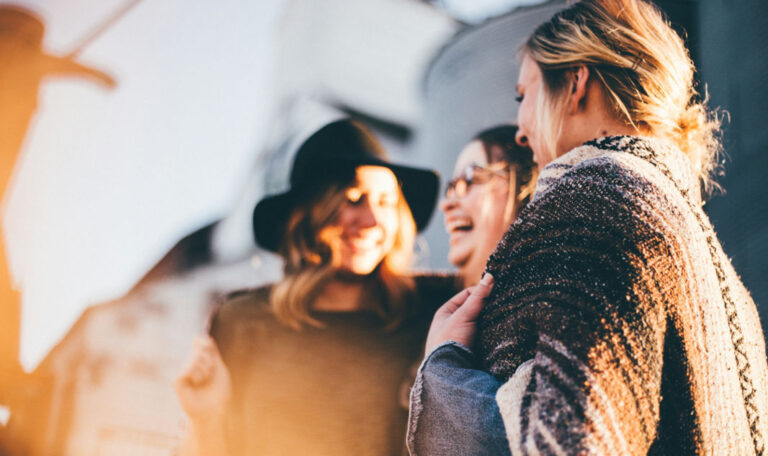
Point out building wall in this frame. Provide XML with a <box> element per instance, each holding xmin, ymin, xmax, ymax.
<box><xmin>697</xmin><ymin>0</ymin><xmax>768</xmax><ymax>336</ymax></box>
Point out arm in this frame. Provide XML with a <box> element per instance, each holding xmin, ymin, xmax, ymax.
<box><xmin>408</xmin><ymin>341</ymin><xmax>510</xmax><ymax>456</ymax></box>
<box><xmin>174</xmin><ymin>336</ymin><xmax>232</xmax><ymax>456</ymax></box>
<box><xmin>480</xmin><ymin>165</ymin><xmax>670</xmax><ymax>455</ymax></box>
<box><xmin>177</xmin><ymin>419</ymin><xmax>229</xmax><ymax>456</ymax></box>
<box><xmin>408</xmin><ymin>276</ymin><xmax>511</xmax><ymax>456</ymax></box>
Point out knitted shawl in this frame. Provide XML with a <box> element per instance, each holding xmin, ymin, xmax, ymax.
<box><xmin>478</xmin><ymin>136</ymin><xmax>768</xmax><ymax>455</ymax></box>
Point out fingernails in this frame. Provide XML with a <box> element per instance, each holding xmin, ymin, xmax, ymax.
<box><xmin>480</xmin><ymin>273</ymin><xmax>494</xmax><ymax>285</ymax></box>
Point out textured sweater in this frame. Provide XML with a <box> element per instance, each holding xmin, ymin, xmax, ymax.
<box><xmin>478</xmin><ymin>136</ymin><xmax>768</xmax><ymax>455</ymax></box>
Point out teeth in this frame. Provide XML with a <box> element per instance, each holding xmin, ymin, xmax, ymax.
<box><xmin>347</xmin><ymin>237</ymin><xmax>380</xmax><ymax>248</ymax></box>
<box><xmin>446</xmin><ymin>219</ymin><xmax>473</xmax><ymax>233</ymax></box>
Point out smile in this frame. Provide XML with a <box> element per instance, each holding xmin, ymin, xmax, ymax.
<box><xmin>446</xmin><ymin>217</ymin><xmax>473</xmax><ymax>234</ymax></box>
<box><xmin>344</xmin><ymin>237</ymin><xmax>382</xmax><ymax>250</ymax></box>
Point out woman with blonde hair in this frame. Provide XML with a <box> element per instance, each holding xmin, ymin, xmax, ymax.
<box><xmin>175</xmin><ymin>119</ymin><xmax>458</xmax><ymax>455</ymax></box>
<box><xmin>409</xmin><ymin>1</ymin><xmax>768</xmax><ymax>454</ymax></box>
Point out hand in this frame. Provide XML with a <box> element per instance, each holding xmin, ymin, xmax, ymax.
<box><xmin>174</xmin><ymin>336</ymin><xmax>232</xmax><ymax>428</ymax></box>
<box><xmin>424</xmin><ymin>273</ymin><xmax>494</xmax><ymax>355</ymax></box>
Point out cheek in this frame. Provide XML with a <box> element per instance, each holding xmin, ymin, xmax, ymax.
<box><xmin>461</xmin><ymin>191</ymin><xmax>485</xmax><ymax>219</ymax></box>
<box><xmin>381</xmin><ymin>211</ymin><xmax>400</xmax><ymax>244</ymax></box>
<box><xmin>477</xmin><ymin>190</ymin><xmax>510</xmax><ymax>237</ymax></box>
<box><xmin>519</xmin><ymin>99</ymin><xmax>535</xmax><ymax>133</ymax></box>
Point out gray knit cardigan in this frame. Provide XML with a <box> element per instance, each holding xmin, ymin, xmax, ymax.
<box><xmin>478</xmin><ymin>136</ymin><xmax>768</xmax><ymax>455</ymax></box>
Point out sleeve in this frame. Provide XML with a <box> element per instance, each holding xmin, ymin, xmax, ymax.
<box><xmin>206</xmin><ymin>292</ymin><xmax>266</xmax><ymax>455</ymax></box>
<box><xmin>208</xmin><ymin>291</ymin><xmax>266</xmax><ymax>373</ymax></box>
<box><xmin>407</xmin><ymin>341</ymin><xmax>511</xmax><ymax>456</ymax></box>
<box><xmin>480</xmin><ymin>162</ymin><xmax>672</xmax><ymax>455</ymax></box>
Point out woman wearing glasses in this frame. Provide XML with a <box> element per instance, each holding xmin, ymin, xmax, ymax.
<box><xmin>441</xmin><ymin>125</ymin><xmax>537</xmax><ymax>288</ymax></box>
<box><xmin>410</xmin><ymin>0</ymin><xmax>768</xmax><ymax>454</ymax></box>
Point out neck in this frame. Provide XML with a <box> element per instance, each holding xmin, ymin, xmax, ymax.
<box><xmin>557</xmin><ymin>80</ymin><xmax>645</xmax><ymax>160</ymax></box>
<box><xmin>565</xmin><ymin>116</ymin><xmax>640</xmax><ymax>156</ymax></box>
<box><xmin>591</xmin><ymin>122</ymin><xmax>641</xmax><ymax>141</ymax></box>
<box><xmin>311</xmin><ymin>277</ymin><xmax>367</xmax><ymax>312</ymax></box>
<box><xmin>460</xmin><ymin>259</ymin><xmax>485</xmax><ymax>288</ymax></box>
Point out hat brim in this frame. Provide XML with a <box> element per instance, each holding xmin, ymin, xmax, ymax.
<box><xmin>253</xmin><ymin>158</ymin><xmax>439</xmax><ymax>252</ymax></box>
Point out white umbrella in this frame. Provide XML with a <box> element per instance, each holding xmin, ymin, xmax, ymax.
<box><xmin>5</xmin><ymin>0</ymin><xmax>287</xmax><ymax>370</ymax></box>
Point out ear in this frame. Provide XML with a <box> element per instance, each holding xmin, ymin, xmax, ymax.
<box><xmin>568</xmin><ymin>65</ymin><xmax>590</xmax><ymax>113</ymax></box>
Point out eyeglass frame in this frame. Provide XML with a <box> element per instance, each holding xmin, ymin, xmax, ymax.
<box><xmin>444</xmin><ymin>163</ymin><xmax>510</xmax><ymax>199</ymax></box>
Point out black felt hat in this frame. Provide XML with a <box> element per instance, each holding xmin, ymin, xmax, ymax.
<box><xmin>253</xmin><ymin>119</ymin><xmax>439</xmax><ymax>252</ymax></box>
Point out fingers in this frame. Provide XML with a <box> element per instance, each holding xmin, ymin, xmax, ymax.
<box><xmin>435</xmin><ymin>288</ymin><xmax>472</xmax><ymax>317</ymax></box>
<box><xmin>453</xmin><ymin>273</ymin><xmax>494</xmax><ymax>322</ymax></box>
<box><xmin>424</xmin><ymin>273</ymin><xmax>495</xmax><ymax>354</ymax></box>
<box><xmin>177</xmin><ymin>336</ymin><xmax>221</xmax><ymax>388</ymax></box>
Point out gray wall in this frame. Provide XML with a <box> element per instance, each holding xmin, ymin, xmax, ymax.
<box><xmin>696</xmin><ymin>0</ymin><xmax>768</xmax><ymax>335</ymax></box>
<box><xmin>413</xmin><ymin>1</ymin><xmax>566</xmax><ymax>270</ymax></box>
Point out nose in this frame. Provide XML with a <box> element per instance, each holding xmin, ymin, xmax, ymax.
<box><xmin>439</xmin><ymin>193</ymin><xmax>459</xmax><ymax>213</ymax></box>
<box><xmin>356</xmin><ymin>199</ymin><xmax>379</xmax><ymax>229</ymax></box>
<box><xmin>515</xmin><ymin>129</ymin><xmax>529</xmax><ymax>148</ymax></box>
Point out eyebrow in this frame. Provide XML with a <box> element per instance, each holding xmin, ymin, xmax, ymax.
<box><xmin>515</xmin><ymin>84</ymin><xmax>522</xmax><ymax>94</ymax></box>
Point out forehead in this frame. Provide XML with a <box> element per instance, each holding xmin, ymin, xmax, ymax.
<box><xmin>353</xmin><ymin>165</ymin><xmax>398</xmax><ymax>191</ymax></box>
<box><xmin>454</xmin><ymin>140</ymin><xmax>489</xmax><ymax>176</ymax></box>
<box><xmin>517</xmin><ymin>54</ymin><xmax>540</xmax><ymax>87</ymax></box>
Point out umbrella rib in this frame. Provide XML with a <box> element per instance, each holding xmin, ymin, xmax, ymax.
<box><xmin>65</xmin><ymin>0</ymin><xmax>145</xmax><ymax>58</ymax></box>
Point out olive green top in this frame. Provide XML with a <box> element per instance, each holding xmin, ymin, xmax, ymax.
<box><xmin>210</xmin><ymin>274</ymin><xmax>459</xmax><ymax>455</ymax></box>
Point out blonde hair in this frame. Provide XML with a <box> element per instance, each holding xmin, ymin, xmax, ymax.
<box><xmin>507</xmin><ymin>162</ymin><xmax>539</xmax><ymax>221</ymax></box>
<box><xmin>270</xmin><ymin>179</ymin><xmax>416</xmax><ymax>331</ymax></box>
<box><xmin>524</xmin><ymin>0</ymin><xmax>722</xmax><ymax>192</ymax></box>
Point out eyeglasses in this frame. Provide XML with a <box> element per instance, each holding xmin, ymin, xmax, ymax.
<box><xmin>444</xmin><ymin>164</ymin><xmax>509</xmax><ymax>198</ymax></box>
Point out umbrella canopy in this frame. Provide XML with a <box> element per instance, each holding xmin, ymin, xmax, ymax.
<box><xmin>5</xmin><ymin>0</ymin><xmax>287</xmax><ymax>370</ymax></box>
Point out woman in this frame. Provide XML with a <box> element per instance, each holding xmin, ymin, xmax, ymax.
<box><xmin>175</xmin><ymin>119</ymin><xmax>458</xmax><ymax>455</ymax></box>
<box><xmin>411</xmin><ymin>1</ymin><xmax>768</xmax><ymax>455</ymax></box>
<box><xmin>441</xmin><ymin>125</ymin><xmax>537</xmax><ymax>288</ymax></box>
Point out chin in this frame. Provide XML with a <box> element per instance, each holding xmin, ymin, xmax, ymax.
<box><xmin>343</xmin><ymin>257</ymin><xmax>384</xmax><ymax>276</ymax></box>
<box><xmin>447</xmin><ymin>248</ymin><xmax>471</xmax><ymax>269</ymax></box>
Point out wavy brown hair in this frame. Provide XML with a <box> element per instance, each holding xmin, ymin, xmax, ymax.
<box><xmin>269</xmin><ymin>177</ymin><xmax>416</xmax><ymax>331</ymax></box>
<box><xmin>523</xmin><ymin>0</ymin><xmax>722</xmax><ymax>193</ymax></box>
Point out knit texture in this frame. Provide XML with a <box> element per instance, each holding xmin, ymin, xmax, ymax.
<box><xmin>479</xmin><ymin>136</ymin><xmax>768</xmax><ymax>455</ymax></box>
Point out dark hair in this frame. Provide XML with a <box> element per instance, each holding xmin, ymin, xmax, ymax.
<box><xmin>473</xmin><ymin>125</ymin><xmax>538</xmax><ymax>212</ymax></box>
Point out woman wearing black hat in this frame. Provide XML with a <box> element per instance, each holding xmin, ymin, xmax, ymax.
<box><xmin>174</xmin><ymin>119</ymin><xmax>458</xmax><ymax>455</ymax></box>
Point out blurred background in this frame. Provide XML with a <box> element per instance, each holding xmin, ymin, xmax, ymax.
<box><xmin>0</xmin><ymin>0</ymin><xmax>765</xmax><ymax>454</ymax></box>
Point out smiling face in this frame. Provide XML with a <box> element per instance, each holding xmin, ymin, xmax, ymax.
<box><xmin>440</xmin><ymin>140</ymin><xmax>513</xmax><ymax>287</ymax></box>
<box><xmin>319</xmin><ymin>165</ymin><xmax>401</xmax><ymax>276</ymax></box>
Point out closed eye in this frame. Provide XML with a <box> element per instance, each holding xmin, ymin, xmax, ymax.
<box><xmin>346</xmin><ymin>188</ymin><xmax>363</xmax><ymax>205</ymax></box>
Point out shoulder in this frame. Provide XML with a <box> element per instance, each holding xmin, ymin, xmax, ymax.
<box><xmin>525</xmin><ymin>144</ymin><xmax>684</xmax><ymax>235</ymax></box>
<box><xmin>537</xmin><ymin>136</ymin><xmax>696</xmax><ymax>206</ymax></box>
<box><xmin>209</xmin><ymin>285</ymin><xmax>277</xmax><ymax>357</ymax></box>
<box><xmin>540</xmin><ymin>150</ymin><xmax>650</xmax><ymax>202</ymax></box>
<box><xmin>487</xmin><ymin>138</ymin><xmax>687</xmax><ymax>278</ymax></box>
<box><xmin>213</xmin><ymin>285</ymin><xmax>273</xmax><ymax>326</ymax></box>
<box><xmin>224</xmin><ymin>284</ymin><xmax>272</xmax><ymax>304</ymax></box>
